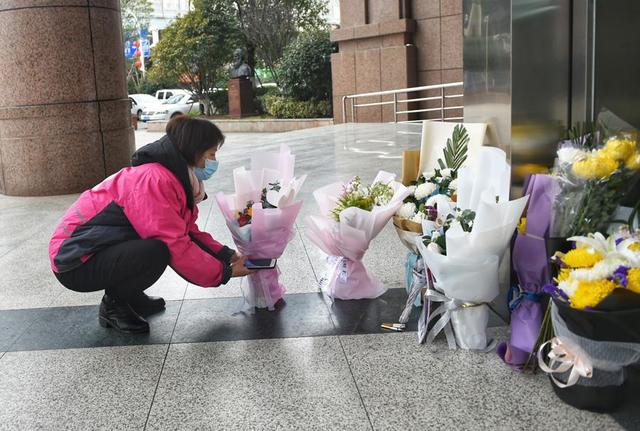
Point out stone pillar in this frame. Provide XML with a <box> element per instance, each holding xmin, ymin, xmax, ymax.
<box><xmin>0</xmin><ymin>0</ymin><xmax>134</xmax><ymax>196</ymax></box>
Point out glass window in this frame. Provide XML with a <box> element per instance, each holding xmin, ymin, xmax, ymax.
<box><xmin>166</xmin><ymin>94</ymin><xmax>184</xmax><ymax>104</ymax></box>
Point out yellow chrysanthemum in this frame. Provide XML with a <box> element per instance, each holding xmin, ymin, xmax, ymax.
<box><xmin>572</xmin><ymin>154</ymin><xmax>618</xmax><ymax>179</ymax></box>
<box><xmin>561</xmin><ymin>248</ymin><xmax>603</xmax><ymax>268</ymax></box>
<box><xmin>625</xmin><ymin>152</ymin><xmax>640</xmax><ymax>171</ymax></box>
<box><xmin>628</xmin><ymin>268</ymin><xmax>640</xmax><ymax>294</ymax></box>
<box><xmin>629</xmin><ymin>242</ymin><xmax>640</xmax><ymax>252</ymax></box>
<box><xmin>602</xmin><ymin>138</ymin><xmax>636</xmax><ymax>161</ymax></box>
<box><xmin>570</xmin><ymin>279</ymin><xmax>617</xmax><ymax>309</ymax></box>
<box><xmin>555</xmin><ymin>268</ymin><xmax>572</xmax><ymax>283</ymax></box>
<box><xmin>517</xmin><ymin>217</ymin><xmax>527</xmax><ymax>235</ymax></box>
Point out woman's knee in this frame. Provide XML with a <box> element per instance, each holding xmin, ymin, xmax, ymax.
<box><xmin>141</xmin><ymin>239</ymin><xmax>170</xmax><ymax>266</ymax></box>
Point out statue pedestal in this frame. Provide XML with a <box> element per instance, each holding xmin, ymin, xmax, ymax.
<box><xmin>228</xmin><ymin>78</ymin><xmax>254</xmax><ymax>118</ymax></box>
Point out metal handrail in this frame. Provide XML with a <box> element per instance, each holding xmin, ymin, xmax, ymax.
<box><xmin>341</xmin><ymin>82</ymin><xmax>463</xmax><ymax>124</ymax></box>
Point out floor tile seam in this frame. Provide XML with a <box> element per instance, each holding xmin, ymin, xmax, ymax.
<box><xmin>0</xmin><ymin>248</ymin><xmax>16</xmax><ymax>261</ymax></box>
<box><xmin>335</xmin><ymin>335</ymin><xmax>375</xmax><ymax>431</ymax></box>
<box><xmin>2</xmin><ymin>308</ymin><xmax>44</xmax><ymax>354</ymax></box>
<box><xmin>142</xmin><ymin>343</ymin><xmax>171</xmax><ymax>431</ymax></box>
<box><xmin>143</xmin><ymin>294</ymin><xmax>186</xmax><ymax>430</ymax></box>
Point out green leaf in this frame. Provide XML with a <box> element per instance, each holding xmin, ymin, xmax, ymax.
<box><xmin>436</xmin><ymin>124</ymin><xmax>469</xmax><ymax>171</ymax></box>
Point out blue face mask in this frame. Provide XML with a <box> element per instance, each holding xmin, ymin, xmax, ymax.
<box><xmin>194</xmin><ymin>158</ymin><xmax>218</xmax><ymax>181</ymax></box>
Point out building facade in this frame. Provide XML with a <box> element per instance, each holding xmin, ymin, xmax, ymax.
<box><xmin>331</xmin><ymin>0</ymin><xmax>463</xmax><ymax>123</ymax></box>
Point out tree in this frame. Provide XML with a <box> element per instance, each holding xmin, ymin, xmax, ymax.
<box><xmin>120</xmin><ymin>0</ymin><xmax>153</xmax><ymax>91</ymax></box>
<box><xmin>120</xmin><ymin>0</ymin><xmax>153</xmax><ymax>37</ymax></box>
<box><xmin>231</xmin><ymin>0</ymin><xmax>328</xmax><ymax>85</ymax></box>
<box><xmin>279</xmin><ymin>30</ymin><xmax>333</xmax><ymax>101</ymax></box>
<box><xmin>149</xmin><ymin>2</ymin><xmax>240</xmax><ymax>115</ymax></box>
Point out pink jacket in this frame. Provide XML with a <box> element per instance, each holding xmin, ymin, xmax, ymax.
<box><xmin>49</xmin><ymin>136</ymin><xmax>233</xmax><ymax>287</ymax></box>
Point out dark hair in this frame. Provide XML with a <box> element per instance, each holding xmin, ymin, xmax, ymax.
<box><xmin>165</xmin><ymin>116</ymin><xmax>225</xmax><ymax>165</ymax></box>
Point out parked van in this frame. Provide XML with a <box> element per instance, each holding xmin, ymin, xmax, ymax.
<box><xmin>155</xmin><ymin>89</ymin><xmax>189</xmax><ymax>101</ymax></box>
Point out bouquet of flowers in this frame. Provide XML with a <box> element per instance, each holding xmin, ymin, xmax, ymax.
<box><xmin>305</xmin><ymin>171</ymin><xmax>412</xmax><ymax>300</ymax></box>
<box><xmin>215</xmin><ymin>144</ymin><xmax>306</xmax><ymax>311</ymax></box>
<box><xmin>509</xmin><ymin>113</ymin><xmax>640</xmax><ymax>371</ymax></box>
<box><xmin>551</xmin><ymin>116</ymin><xmax>640</xmax><ymax>237</ymax></box>
<box><xmin>537</xmin><ymin>228</ymin><xmax>640</xmax><ymax>412</ymax></box>
<box><xmin>497</xmin><ymin>174</ymin><xmax>557</xmax><ymax>370</ymax></box>
<box><xmin>414</xmin><ymin>147</ymin><xmax>528</xmax><ymax>350</ymax></box>
<box><xmin>394</xmin><ymin>125</ymin><xmax>469</xmax><ymax>316</ymax></box>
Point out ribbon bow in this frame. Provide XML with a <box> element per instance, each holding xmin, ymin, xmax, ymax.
<box><xmin>423</xmin><ymin>288</ymin><xmax>464</xmax><ymax>350</ymax></box>
<box><xmin>507</xmin><ymin>283</ymin><xmax>541</xmax><ymax>312</ymax></box>
<box><xmin>538</xmin><ymin>337</ymin><xmax>594</xmax><ymax>388</ymax></box>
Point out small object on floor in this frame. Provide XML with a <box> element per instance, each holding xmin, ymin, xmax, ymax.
<box><xmin>381</xmin><ymin>322</ymin><xmax>405</xmax><ymax>332</ymax></box>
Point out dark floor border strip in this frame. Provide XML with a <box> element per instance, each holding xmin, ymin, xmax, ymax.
<box><xmin>0</xmin><ymin>290</ymin><xmax>506</xmax><ymax>353</ymax></box>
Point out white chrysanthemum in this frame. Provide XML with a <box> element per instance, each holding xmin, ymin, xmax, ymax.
<box><xmin>618</xmin><ymin>239</ymin><xmax>640</xmax><ymax>266</ymax></box>
<box><xmin>411</xmin><ymin>212</ymin><xmax>425</xmax><ymax>224</ymax></box>
<box><xmin>569</xmin><ymin>257</ymin><xmax>626</xmax><ymax>281</ymax></box>
<box><xmin>569</xmin><ymin>232</ymin><xmax>615</xmax><ymax>255</ymax></box>
<box><xmin>557</xmin><ymin>147</ymin><xmax>588</xmax><ymax>165</ymax></box>
<box><xmin>396</xmin><ymin>202</ymin><xmax>417</xmax><ymax>219</ymax></box>
<box><xmin>423</xmin><ymin>171</ymin><xmax>436</xmax><ymax>179</ymax></box>
<box><xmin>414</xmin><ymin>182</ymin><xmax>437</xmax><ymax>200</ymax></box>
<box><xmin>431</xmin><ymin>230</ymin><xmax>441</xmax><ymax>240</ymax></box>
<box><xmin>448</xmin><ymin>179</ymin><xmax>458</xmax><ymax>190</ymax></box>
<box><xmin>440</xmin><ymin>168</ymin><xmax>452</xmax><ymax>178</ymax></box>
<box><xmin>558</xmin><ymin>279</ymin><xmax>578</xmax><ymax>298</ymax></box>
<box><xmin>427</xmin><ymin>242</ymin><xmax>442</xmax><ymax>254</ymax></box>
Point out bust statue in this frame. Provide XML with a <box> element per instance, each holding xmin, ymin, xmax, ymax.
<box><xmin>228</xmin><ymin>48</ymin><xmax>253</xmax><ymax>79</ymax></box>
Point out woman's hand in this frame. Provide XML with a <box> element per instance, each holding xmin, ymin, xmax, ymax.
<box><xmin>230</xmin><ymin>251</ymin><xmax>243</xmax><ymax>264</ymax></box>
<box><xmin>230</xmin><ymin>256</ymin><xmax>255</xmax><ymax>278</ymax></box>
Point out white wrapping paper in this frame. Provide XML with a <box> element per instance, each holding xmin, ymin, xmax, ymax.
<box><xmin>417</xmin><ymin>147</ymin><xmax>528</xmax><ymax>350</ymax></box>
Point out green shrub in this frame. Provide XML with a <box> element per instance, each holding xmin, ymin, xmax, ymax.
<box><xmin>210</xmin><ymin>90</ymin><xmax>229</xmax><ymax>115</ymax></box>
<box><xmin>254</xmin><ymin>86</ymin><xmax>281</xmax><ymax>114</ymax></box>
<box><xmin>263</xmin><ymin>95</ymin><xmax>330</xmax><ymax>119</ymax></box>
<box><xmin>279</xmin><ymin>30</ymin><xmax>333</xmax><ymax>102</ymax></box>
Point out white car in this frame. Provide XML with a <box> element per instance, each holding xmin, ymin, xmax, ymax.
<box><xmin>141</xmin><ymin>93</ymin><xmax>199</xmax><ymax>122</ymax></box>
<box><xmin>155</xmin><ymin>89</ymin><xmax>190</xmax><ymax>101</ymax></box>
<box><xmin>129</xmin><ymin>94</ymin><xmax>158</xmax><ymax>120</ymax></box>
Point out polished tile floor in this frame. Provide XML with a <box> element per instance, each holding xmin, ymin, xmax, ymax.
<box><xmin>0</xmin><ymin>124</ymin><xmax>637</xmax><ymax>430</ymax></box>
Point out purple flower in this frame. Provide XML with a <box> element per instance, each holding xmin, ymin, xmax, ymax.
<box><xmin>615</xmin><ymin>237</ymin><xmax>625</xmax><ymax>246</ymax></box>
<box><xmin>611</xmin><ymin>266</ymin><xmax>629</xmax><ymax>288</ymax></box>
<box><xmin>425</xmin><ymin>205</ymin><xmax>438</xmax><ymax>221</ymax></box>
<box><xmin>543</xmin><ymin>282</ymin><xmax>569</xmax><ymax>301</ymax></box>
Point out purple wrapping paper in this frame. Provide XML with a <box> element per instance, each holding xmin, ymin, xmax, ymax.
<box><xmin>497</xmin><ymin>174</ymin><xmax>556</xmax><ymax>369</ymax></box>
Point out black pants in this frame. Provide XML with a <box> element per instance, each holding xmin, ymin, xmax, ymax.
<box><xmin>55</xmin><ymin>239</ymin><xmax>170</xmax><ymax>303</ymax></box>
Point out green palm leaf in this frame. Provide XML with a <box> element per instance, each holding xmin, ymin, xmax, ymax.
<box><xmin>437</xmin><ymin>124</ymin><xmax>469</xmax><ymax>171</ymax></box>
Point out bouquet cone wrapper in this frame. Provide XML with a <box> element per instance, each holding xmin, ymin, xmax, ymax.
<box><xmin>417</xmin><ymin>147</ymin><xmax>528</xmax><ymax>350</ymax></box>
<box><xmin>305</xmin><ymin>171</ymin><xmax>412</xmax><ymax>300</ymax></box>
<box><xmin>215</xmin><ymin>144</ymin><xmax>306</xmax><ymax>311</ymax></box>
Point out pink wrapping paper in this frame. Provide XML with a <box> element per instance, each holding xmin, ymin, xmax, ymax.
<box><xmin>305</xmin><ymin>171</ymin><xmax>412</xmax><ymax>300</ymax></box>
<box><xmin>215</xmin><ymin>145</ymin><xmax>305</xmax><ymax>311</ymax></box>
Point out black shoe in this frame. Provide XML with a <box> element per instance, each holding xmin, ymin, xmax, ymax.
<box><xmin>128</xmin><ymin>292</ymin><xmax>166</xmax><ymax>317</ymax></box>
<box><xmin>99</xmin><ymin>295</ymin><xmax>149</xmax><ymax>334</ymax></box>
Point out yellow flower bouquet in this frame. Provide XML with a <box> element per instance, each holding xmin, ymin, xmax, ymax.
<box><xmin>537</xmin><ymin>228</ymin><xmax>640</xmax><ymax>412</ymax></box>
<box><xmin>551</xmin><ymin>112</ymin><xmax>640</xmax><ymax>237</ymax></box>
